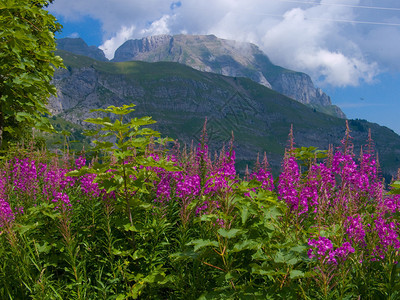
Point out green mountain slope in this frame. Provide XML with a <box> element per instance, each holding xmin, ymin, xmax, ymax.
<box><xmin>49</xmin><ymin>50</ymin><xmax>400</xmax><ymax>178</ymax></box>
<box><xmin>111</xmin><ymin>34</ymin><xmax>345</xmax><ymax>118</ymax></box>
<box><xmin>57</xmin><ymin>36</ymin><xmax>345</xmax><ymax>118</ymax></box>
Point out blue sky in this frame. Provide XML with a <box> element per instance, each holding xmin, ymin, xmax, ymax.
<box><xmin>48</xmin><ymin>0</ymin><xmax>400</xmax><ymax>134</ymax></box>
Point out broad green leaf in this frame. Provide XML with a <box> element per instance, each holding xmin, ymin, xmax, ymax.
<box><xmin>290</xmin><ymin>245</ymin><xmax>307</xmax><ymax>253</ymax></box>
<box><xmin>169</xmin><ymin>250</ymin><xmax>199</xmax><ymax>261</ymax></box>
<box><xmin>90</xmin><ymin>104</ymin><xmax>136</xmax><ymax>115</ymax></box>
<box><xmin>290</xmin><ymin>270</ymin><xmax>305</xmax><ymax>279</ymax></box>
<box><xmin>218</xmin><ymin>228</ymin><xmax>243</xmax><ymax>239</ymax></box>
<box><xmin>36</xmin><ymin>242</ymin><xmax>52</xmax><ymax>254</ymax></box>
<box><xmin>187</xmin><ymin>239</ymin><xmax>219</xmax><ymax>251</ymax></box>
<box><xmin>15</xmin><ymin>223</ymin><xmax>38</xmax><ymax>235</ymax></box>
<box><xmin>84</xmin><ymin>117</ymin><xmax>111</xmax><ymax>125</ymax></box>
<box><xmin>232</xmin><ymin>240</ymin><xmax>260</xmax><ymax>252</ymax></box>
<box><xmin>274</xmin><ymin>251</ymin><xmax>300</xmax><ymax>265</ymax></box>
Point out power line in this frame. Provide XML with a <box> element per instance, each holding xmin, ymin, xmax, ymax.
<box><xmin>251</xmin><ymin>12</ymin><xmax>400</xmax><ymax>26</ymax></box>
<box><xmin>306</xmin><ymin>16</ymin><xmax>400</xmax><ymax>26</ymax></box>
<box><xmin>276</xmin><ymin>0</ymin><xmax>400</xmax><ymax>12</ymax></box>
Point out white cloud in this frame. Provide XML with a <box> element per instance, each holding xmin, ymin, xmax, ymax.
<box><xmin>99</xmin><ymin>26</ymin><xmax>136</xmax><ymax>59</ymax></box>
<box><xmin>259</xmin><ymin>4</ymin><xmax>380</xmax><ymax>86</ymax></box>
<box><xmin>49</xmin><ymin>0</ymin><xmax>400</xmax><ymax>87</ymax></box>
<box><xmin>68</xmin><ymin>32</ymin><xmax>80</xmax><ymax>38</ymax></box>
<box><xmin>140</xmin><ymin>15</ymin><xmax>172</xmax><ymax>36</ymax></box>
<box><xmin>297</xmin><ymin>49</ymin><xmax>379</xmax><ymax>86</ymax></box>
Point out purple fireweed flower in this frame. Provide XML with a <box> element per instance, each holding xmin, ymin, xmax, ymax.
<box><xmin>278</xmin><ymin>154</ymin><xmax>300</xmax><ymax>210</ymax></box>
<box><xmin>345</xmin><ymin>215</ymin><xmax>366</xmax><ymax>246</ymax></box>
<box><xmin>80</xmin><ymin>173</ymin><xmax>101</xmax><ymax>199</ymax></box>
<box><xmin>308</xmin><ymin>236</ymin><xmax>334</xmax><ymax>259</ymax></box>
<box><xmin>42</xmin><ymin>167</ymin><xmax>76</xmax><ymax>199</ymax></box>
<box><xmin>331</xmin><ymin>150</ymin><xmax>381</xmax><ymax>209</ymax></box>
<box><xmin>38</xmin><ymin>162</ymin><xmax>47</xmax><ymax>177</ymax></box>
<box><xmin>196</xmin><ymin>144</ymin><xmax>209</xmax><ymax>161</ymax></box>
<box><xmin>0</xmin><ymin>171</ymin><xmax>13</xmax><ymax>227</ymax></box>
<box><xmin>52</xmin><ymin>192</ymin><xmax>72</xmax><ymax>211</ymax></box>
<box><xmin>373</xmin><ymin>216</ymin><xmax>400</xmax><ymax>258</ymax></box>
<box><xmin>75</xmin><ymin>156</ymin><xmax>86</xmax><ymax>169</ymax></box>
<box><xmin>14</xmin><ymin>206</ymin><xmax>24</xmax><ymax>215</ymax></box>
<box><xmin>156</xmin><ymin>173</ymin><xmax>171</xmax><ymax>202</ymax></box>
<box><xmin>12</xmin><ymin>158</ymin><xmax>38</xmax><ymax>198</ymax></box>
<box><xmin>0</xmin><ymin>197</ymin><xmax>13</xmax><ymax>227</ymax></box>
<box><xmin>382</xmin><ymin>194</ymin><xmax>400</xmax><ymax>214</ymax></box>
<box><xmin>308</xmin><ymin>236</ymin><xmax>354</xmax><ymax>264</ymax></box>
<box><xmin>176</xmin><ymin>174</ymin><xmax>201</xmax><ymax>198</ymax></box>
<box><xmin>204</xmin><ymin>151</ymin><xmax>236</xmax><ymax>196</ymax></box>
<box><xmin>249</xmin><ymin>167</ymin><xmax>274</xmax><ymax>191</ymax></box>
<box><xmin>334</xmin><ymin>242</ymin><xmax>355</xmax><ymax>259</ymax></box>
<box><xmin>216</xmin><ymin>218</ymin><xmax>225</xmax><ymax>227</ymax></box>
<box><xmin>196</xmin><ymin>201</ymin><xmax>209</xmax><ymax>215</ymax></box>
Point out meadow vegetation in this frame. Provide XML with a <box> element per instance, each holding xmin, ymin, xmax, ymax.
<box><xmin>1</xmin><ymin>104</ymin><xmax>400</xmax><ymax>299</ymax></box>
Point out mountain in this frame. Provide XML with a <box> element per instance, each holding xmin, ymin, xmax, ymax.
<box><xmin>112</xmin><ymin>34</ymin><xmax>345</xmax><ymax>118</ymax></box>
<box><xmin>48</xmin><ymin>50</ymin><xmax>400</xmax><ymax>178</ymax></box>
<box><xmin>56</xmin><ymin>38</ymin><xmax>108</xmax><ymax>62</ymax></box>
<box><xmin>55</xmin><ymin>36</ymin><xmax>344</xmax><ymax>118</ymax></box>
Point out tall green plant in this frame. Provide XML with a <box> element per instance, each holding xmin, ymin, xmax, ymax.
<box><xmin>68</xmin><ymin>104</ymin><xmax>178</xmax><ymax>298</ymax></box>
<box><xmin>70</xmin><ymin>104</ymin><xmax>176</xmax><ymax>235</ymax></box>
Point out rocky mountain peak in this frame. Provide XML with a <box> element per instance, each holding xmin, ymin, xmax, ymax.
<box><xmin>56</xmin><ymin>38</ymin><xmax>108</xmax><ymax>62</ymax></box>
<box><xmin>112</xmin><ymin>34</ymin><xmax>345</xmax><ymax>118</ymax></box>
<box><xmin>113</xmin><ymin>34</ymin><xmax>172</xmax><ymax>61</ymax></box>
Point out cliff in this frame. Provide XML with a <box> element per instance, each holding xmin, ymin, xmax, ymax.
<box><xmin>48</xmin><ymin>50</ymin><xmax>400</xmax><ymax>178</ymax></box>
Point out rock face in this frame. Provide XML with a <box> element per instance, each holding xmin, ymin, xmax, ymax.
<box><xmin>112</xmin><ymin>34</ymin><xmax>345</xmax><ymax>118</ymax></box>
<box><xmin>113</xmin><ymin>34</ymin><xmax>273</xmax><ymax>88</ymax></box>
<box><xmin>269</xmin><ymin>72</ymin><xmax>329</xmax><ymax>106</ymax></box>
<box><xmin>112</xmin><ymin>35</ymin><xmax>172</xmax><ymax>62</ymax></box>
<box><xmin>48</xmin><ymin>51</ymin><xmax>400</xmax><ymax>178</ymax></box>
<box><xmin>56</xmin><ymin>38</ymin><xmax>108</xmax><ymax>62</ymax></box>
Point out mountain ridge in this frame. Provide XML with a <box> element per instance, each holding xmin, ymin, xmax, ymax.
<box><xmin>56</xmin><ymin>38</ymin><xmax>108</xmax><ymax>61</ymax></box>
<box><xmin>56</xmin><ymin>35</ymin><xmax>345</xmax><ymax>118</ymax></box>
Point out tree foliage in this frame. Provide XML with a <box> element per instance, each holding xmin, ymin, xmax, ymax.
<box><xmin>0</xmin><ymin>0</ymin><xmax>63</xmax><ymax>149</ymax></box>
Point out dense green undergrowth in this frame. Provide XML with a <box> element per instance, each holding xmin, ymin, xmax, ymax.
<box><xmin>1</xmin><ymin>105</ymin><xmax>400</xmax><ymax>299</ymax></box>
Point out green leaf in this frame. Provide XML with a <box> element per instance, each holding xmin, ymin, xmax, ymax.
<box><xmin>169</xmin><ymin>250</ymin><xmax>199</xmax><ymax>261</ymax></box>
<box><xmin>218</xmin><ymin>228</ymin><xmax>243</xmax><ymax>239</ymax></box>
<box><xmin>232</xmin><ymin>240</ymin><xmax>260</xmax><ymax>252</ymax></box>
<box><xmin>36</xmin><ymin>242</ymin><xmax>52</xmax><ymax>254</ymax></box>
<box><xmin>84</xmin><ymin>117</ymin><xmax>109</xmax><ymax>125</ymax></box>
<box><xmin>15</xmin><ymin>223</ymin><xmax>38</xmax><ymax>235</ymax></box>
<box><xmin>15</xmin><ymin>111</ymin><xmax>31</xmax><ymax>122</ymax></box>
<box><xmin>91</xmin><ymin>104</ymin><xmax>136</xmax><ymax>115</ymax></box>
<box><xmin>66</xmin><ymin>167</ymin><xmax>91</xmax><ymax>177</ymax></box>
<box><xmin>187</xmin><ymin>239</ymin><xmax>219</xmax><ymax>251</ymax></box>
<box><xmin>61</xmin><ymin>130</ymin><xmax>71</xmax><ymax>136</ymax></box>
<box><xmin>290</xmin><ymin>270</ymin><xmax>305</xmax><ymax>279</ymax></box>
<box><xmin>240</xmin><ymin>205</ymin><xmax>249</xmax><ymax>224</ymax></box>
<box><xmin>290</xmin><ymin>245</ymin><xmax>307</xmax><ymax>253</ymax></box>
<box><xmin>274</xmin><ymin>251</ymin><xmax>300</xmax><ymax>265</ymax></box>
<box><xmin>389</xmin><ymin>181</ymin><xmax>400</xmax><ymax>195</ymax></box>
